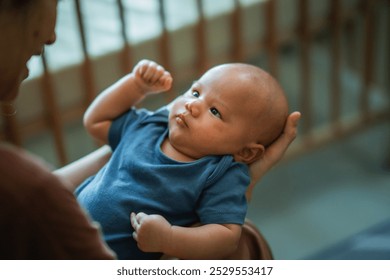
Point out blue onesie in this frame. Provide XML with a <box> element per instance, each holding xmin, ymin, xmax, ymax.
<box><xmin>75</xmin><ymin>107</ymin><xmax>250</xmax><ymax>259</ymax></box>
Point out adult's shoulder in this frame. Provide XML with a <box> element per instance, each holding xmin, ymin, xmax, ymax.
<box><xmin>0</xmin><ymin>143</ymin><xmax>65</xmax><ymax>196</ymax></box>
<box><xmin>0</xmin><ymin>144</ymin><xmax>116</xmax><ymax>259</ymax></box>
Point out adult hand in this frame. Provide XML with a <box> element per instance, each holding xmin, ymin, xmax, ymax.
<box><xmin>246</xmin><ymin>111</ymin><xmax>301</xmax><ymax>201</ymax></box>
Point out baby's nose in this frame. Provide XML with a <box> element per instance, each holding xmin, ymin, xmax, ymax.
<box><xmin>185</xmin><ymin>100</ymin><xmax>201</xmax><ymax>117</ymax></box>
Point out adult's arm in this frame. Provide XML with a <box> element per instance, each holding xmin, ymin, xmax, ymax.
<box><xmin>53</xmin><ymin>145</ymin><xmax>112</xmax><ymax>192</ymax></box>
<box><xmin>246</xmin><ymin>111</ymin><xmax>301</xmax><ymax>201</ymax></box>
<box><xmin>0</xmin><ymin>144</ymin><xmax>115</xmax><ymax>259</ymax></box>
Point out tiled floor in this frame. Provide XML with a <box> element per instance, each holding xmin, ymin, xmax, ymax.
<box><xmin>247</xmin><ymin>121</ymin><xmax>390</xmax><ymax>259</ymax></box>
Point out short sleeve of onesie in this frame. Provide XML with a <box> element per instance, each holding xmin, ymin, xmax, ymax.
<box><xmin>109</xmin><ymin>108</ymin><xmax>150</xmax><ymax>150</ymax></box>
<box><xmin>196</xmin><ymin>161</ymin><xmax>249</xmax><ymax>225</ymax></box>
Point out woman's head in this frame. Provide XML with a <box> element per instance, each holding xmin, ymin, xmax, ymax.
<box><xmin>0</xmin><ymin>0</ymin><xmax>58</xmax><ymax>102</ymax></box>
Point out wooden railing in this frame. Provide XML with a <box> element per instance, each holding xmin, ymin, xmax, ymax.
<box><xmin>1</xmin><ymin>0</ymin><xmax>389</xmax><ymax>166</ymax></box>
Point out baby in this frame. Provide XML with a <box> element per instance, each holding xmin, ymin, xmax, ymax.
<box><xmin>75</xmin><ymin>59</ymin><xmax>288</xmax><ymax>259</ymax></box>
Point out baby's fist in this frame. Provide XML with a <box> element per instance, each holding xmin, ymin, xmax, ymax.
<box><xmin>134</xmin><ymin>59</ymin><xmax>172</xmax><ymax>94</ymax></box>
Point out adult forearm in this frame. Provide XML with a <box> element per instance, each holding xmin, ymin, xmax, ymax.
<box><xmin>53</xmin><ymin>145</ymin><xmax>112</xmax><ymax>191</ymax></box>
<box><xmin>246</xmin><ymin>111</ymin><xmax>301</xmax><ymax>201</ymax></box>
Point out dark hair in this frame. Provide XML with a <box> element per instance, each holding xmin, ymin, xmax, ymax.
<box><xmin>0</xmin><ymin>0</ymin><xmax>33</xmax><ymax>11</ymax></box>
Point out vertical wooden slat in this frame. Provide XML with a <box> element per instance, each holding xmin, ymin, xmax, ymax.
<box><xmin>387</xmin><ymin>0</ymin><xmax>390</xmax><ymax>107</ymax></box>
<box><xmin>1</xmin><ymin>103</ymin><xmax>21</xmax><ymax>145</ymax></box>
<box><xmin>298</xmin><ymin>0</ymin><xmax>312</xmax><ymax>138</ymax></box>
<box><xmin>231</xmin><ymin>0</ymin><xmax>243</xmax><ymax>62</ymax></box>
<box><xmin>116</xmin><ymin>0</ymin><xmax>132</xmax><ymax>74</ymax></box>
<box><xmin>384</xmin><ymin>0</ymin><xmax>390</xmax><ymax>169</ymax></box>
<box><xmin>330</xmin><ymin>0</ymin><xmax>342</xmax><ymax>135</ymax></box>
<box><xmin>158</xmin><ymin>0</ymin><xmax>174</xmax><ymax>101</ymax></box>
<box><xmin>75</xmin><ymin>0</ymin><xmax>96</xmax><ymax>108</ymax></box>
<box><xmin>195</xmin><ymin>0</ymin><xmax>208</xmax><ymax>74</ymax></box>
<box><xmin>360</xmin><ymin>0</ymin><xmax>375</xmax><ymax>122</ymax></box>
<box><xmin>344</xmin><ymin>17</ymin><xmax>357</xmax><ymax>71</ymax></box>
<box><xmin>41</xmin><ymin>54</ymin><xmax>68</xmax><ymax>165</ymax></box>
<box><xmin>388</xmin><ymin>0</ymin><xmax>390</xmax><ymax>96</ymax></box>
<box><xmin>265</xmin><ymin>0</ymin><xmax>278</xmax><ymax>78</ymax></box>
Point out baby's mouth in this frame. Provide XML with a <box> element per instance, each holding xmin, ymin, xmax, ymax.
<box><xmin>175</xmin><ymin>113</ymin><xmax>188</xmax><ymax>127</ymax></box>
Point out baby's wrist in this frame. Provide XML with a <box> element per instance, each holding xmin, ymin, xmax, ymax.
<box><xmin>130</xmin><ymin>74</ymin><xmax>150</xmax><ymax>97</ymax></box>
<box><xmin>161</xmin><ymin>224</ymin><xmax>174</xmax><ymax>255</ymax></box>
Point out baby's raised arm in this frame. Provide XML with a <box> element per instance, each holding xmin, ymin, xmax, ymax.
<box><xmin>83</xmin><ymin>60</ymin><xmax>172</xmax><ymax>144</ymax></box>
<box><xmin>131</xmin><ymin>212</ymin><xmax>241</xmax><ymax>259</ymax></box>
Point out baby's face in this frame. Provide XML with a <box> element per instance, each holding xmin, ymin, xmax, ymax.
<box><xmin>168</xmin><ymin>65</ymin><xmax>263</xmax><ymax>160</ymax></box>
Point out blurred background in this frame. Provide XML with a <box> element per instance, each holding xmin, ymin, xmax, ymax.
<box><xmin>1</xmin><ymin>0</ymin><xmax>389</xmax><ymax>259</ymax></box>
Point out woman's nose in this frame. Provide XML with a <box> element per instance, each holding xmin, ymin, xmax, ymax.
<box><xmin>46</xmin><ymin>32</ymin><xmax>57</xmax><ymax>45</ymax></box>
<box><xmin>185</xmin><ymin>100</ymin><xmax>201</xmax><ymax>117</ymax></box>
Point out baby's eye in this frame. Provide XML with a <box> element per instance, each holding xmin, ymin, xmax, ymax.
<box><xmin>192</xmin><ymin>91</ymin><xmax>200</xmax><ymax>98</ymax></box>
<box><xmin>210</xmin><ymin>107</ymin><xmax>221</xmax><ymax>118</ymax></box>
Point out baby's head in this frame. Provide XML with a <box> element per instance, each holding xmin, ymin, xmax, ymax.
<box><xmin>225</xmin><ymin>63</ymin><xmax>288</xmax><ymax>144</ymax></box>
<box><xmin>168</xmin><ymin>63</ymin><xmax>288</xmax><ymax>164</ymax></box>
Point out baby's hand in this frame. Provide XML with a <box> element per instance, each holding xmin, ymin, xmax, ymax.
<box><xmin>133</xmin><ymin>59</ymin><xmax>173</xmax><ymax>95</ymax></box>
<box><xmin>130</xmin><ymin>212</ymin><xmax>172</xmax><ymax>253</ymax></box>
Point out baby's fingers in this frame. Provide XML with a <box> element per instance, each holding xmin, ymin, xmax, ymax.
<box><xmin>159</xmin><ymin>72</ymin><xmax>173</xmax><ymax>91</ymax></box>
<box><xmin>136</xmin><ymin>61</ymin><xmax>163</xmax><ymax>83</ymax></box>
<box><xmin>134</xmin><ymin>60</ymin><xmax>172</xmax><ymax>92</ymax></box>
<box><xmin>134</xmin><ymin>60</ymin><xmax>150</xmax><ymax>76</ymax></box>
<box><xmin>130</xmin><ymin>212</ymin><xmax>138</xmax><ymax>231</ymax></box>
<box><xmin>131</xmin><ymin>212</ymin><xmax>147</xmax><ymax>241</ymax></box>
<box><xmin>143</xmin><ymin>64</ymin><xmax>165</xmax><ymax>83</ymax></box>
<box><xmin>130</xmin><ymin>212</ymin><xmax>139</xmax><ymax>241</ymax></box>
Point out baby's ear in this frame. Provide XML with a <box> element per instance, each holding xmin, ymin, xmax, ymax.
<box><xmin>234</xmin><ymin>143</ymin><xmax>265</xmax><ymax>164</ymax></box>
